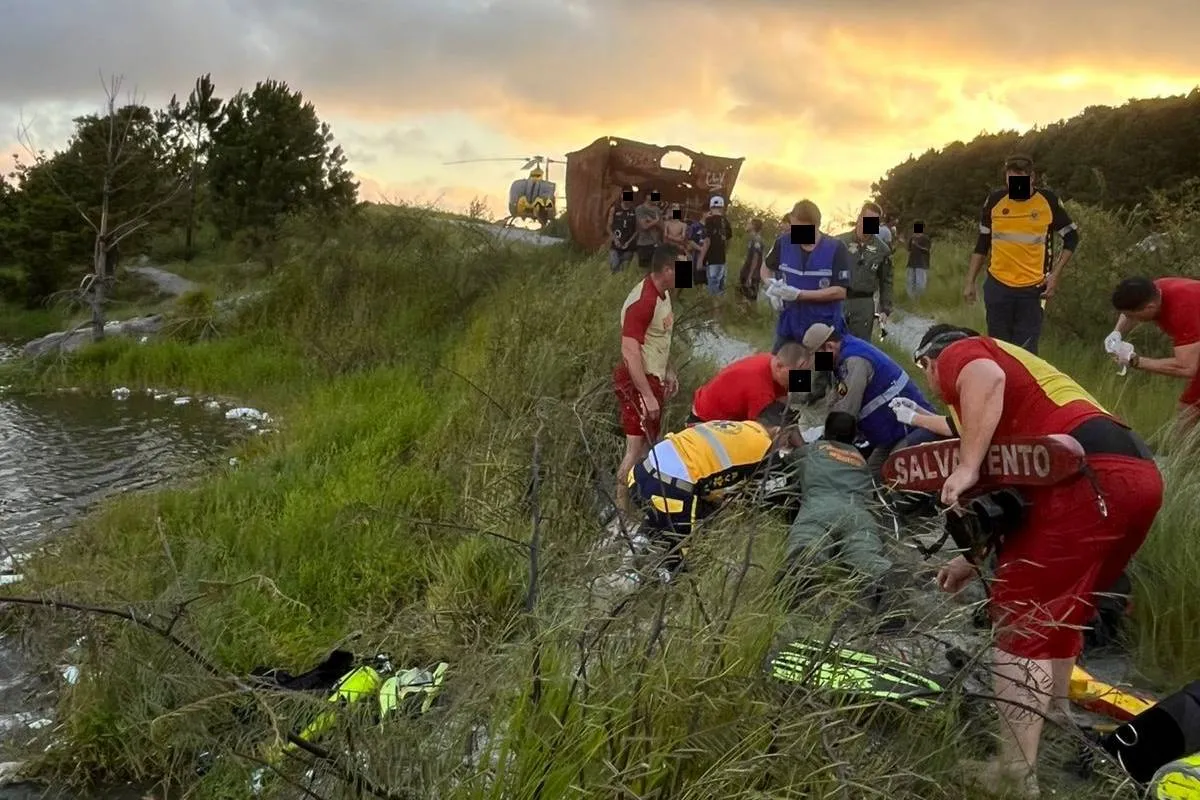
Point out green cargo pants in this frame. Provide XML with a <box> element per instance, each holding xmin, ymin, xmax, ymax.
<box><xmin>784</xmin><ymin>497</ymin><xmax>891</xmax><ymax>579</ymax></box>
<box><xmin>843</xmin><ymin>296</ymin><xmax>877</xmax><ymax>341</ymax></box>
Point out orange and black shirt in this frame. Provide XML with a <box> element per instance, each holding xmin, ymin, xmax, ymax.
<box><xmin>974</xmin><ymin>187</ymin><xmax>1079</xmax><ymax>288</ymax></box>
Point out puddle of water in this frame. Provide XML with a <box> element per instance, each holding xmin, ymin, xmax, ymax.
<box><xmin>0</xmin><ymin>352</ymin><xmax>255</xmax><ymax>792</ymax></box>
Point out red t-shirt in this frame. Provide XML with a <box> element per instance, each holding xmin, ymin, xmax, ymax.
<box><xmin>1154</xmin><ymin>277</ymin><xmax>1200</xmax><ymax>347</ymax></box>
<box><xmin>691</xmin><ymin>352</ymin><xmax>786</xmax><ymax>421</ymax></box>
<box><xmin>936</xmin><ymin>337</ymin><xmax>1113</xmax><ymax>437</ymax></box>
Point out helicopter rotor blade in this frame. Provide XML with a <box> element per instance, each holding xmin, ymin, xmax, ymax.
<box><xmin>442</xmin><ymin>157</ymin><xmax>533</xmax><ymax>166</ymax></box>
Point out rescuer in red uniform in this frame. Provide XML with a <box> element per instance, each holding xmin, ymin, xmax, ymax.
<box><xmin>902</xmin><ymin>324</ymin><xmax>1163</xmax><ymax>798</ymax></box>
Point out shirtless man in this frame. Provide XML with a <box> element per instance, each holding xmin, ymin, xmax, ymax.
<box><xmin>663</xmin><ymin>203</ymin><xmax>689</xmax><ymax>253</ymax></box>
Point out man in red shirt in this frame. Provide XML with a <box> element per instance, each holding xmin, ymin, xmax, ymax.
<box><xmin>614</xmin><ymin>245</ymin><xmax>678</xmax><ymax>517</ymax></box>
<box><xmin>1109</xmin><ymin>276</ymin><xmax>1200</xmax><ymax>425</ymax></box>
<box><xmin>902</xmin><ymin>323</ymin><xmax>1162</xmax><ymax>797</ymax></box>
<box><xmin>687</xmin><ymin>343</ymin><xmax>807</xmax><ymax>425</ymax></box>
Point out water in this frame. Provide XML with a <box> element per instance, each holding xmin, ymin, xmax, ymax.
<box><xmin>0</xmin><ymin>362</ymin><xmax>252</xmax><ymax>796</ymax></box>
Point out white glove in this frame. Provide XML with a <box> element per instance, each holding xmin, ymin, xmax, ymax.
<box><xmin>801</xmin><ymin>425</ymin><xmax>824</xmax><ymax>443</ymax></box>
<box><xmin>765</xmin><ymin>278</ymin><xmax>801</xmax><ymax>302</ymax></box>
<box><xmin>889</xmin><ymin>397</ymin><xmax>921</xmax><ymax>425</ymax></box>
<box><xmin>1112</xmin><ymin>341</ymin><xmax>1135</xmax><ymax>366</ymax></box>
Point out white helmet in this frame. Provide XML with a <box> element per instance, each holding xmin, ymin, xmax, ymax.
<box><xmin>709</xmin><ymin>196</ymin><xmax>725</xmax><ymax>209</ymax></box>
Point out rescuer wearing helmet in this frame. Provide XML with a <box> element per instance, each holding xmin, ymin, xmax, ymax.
<box><xmin>901</xmin><ymin>323</ymin><xmax>1162</xmax><ymax>798</ymax></box>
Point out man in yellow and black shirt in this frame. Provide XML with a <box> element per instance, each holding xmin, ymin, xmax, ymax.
<box><xmin>963</xmin><ymin>154</ymin><xmax>1080</xmax><ymax>355</ymax></box>
<box><xmin>627</xmin><ymin>402</ymin><xmax>797</xmax><ymax>558</ymax></box>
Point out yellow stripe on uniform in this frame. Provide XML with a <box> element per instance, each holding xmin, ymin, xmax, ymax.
<box><xmin>992</xmin><ymin>339</ymin><xmax>1109</xmax><ymax>413</ymax></box>
<box><xmin>664</xmin><ymin>420</ymin><xmax>773</xmax><ymax>482</ymax></box>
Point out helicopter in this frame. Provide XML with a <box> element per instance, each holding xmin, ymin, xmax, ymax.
<box><xmin>442</xmin><ymin>155</ymin><xmax>565</xmax><ymax>229</ymax></box>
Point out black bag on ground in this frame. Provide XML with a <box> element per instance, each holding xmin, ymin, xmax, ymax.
<box><xmin>1100</xmin><ymin>679</ymin><xmax>1200</xmax><ymax>784</ymax></box>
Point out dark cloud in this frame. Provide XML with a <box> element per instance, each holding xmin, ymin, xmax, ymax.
<box><xmin>1</xmin><ymin>0</ymin><xmax>1197</xmax><ymax>160</ymax></box>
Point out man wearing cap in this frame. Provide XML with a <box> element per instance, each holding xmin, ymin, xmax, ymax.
<box><xmin>837</xmin><ymin>201</ymin><xmax>895</xmax><ymax>341</ymax></box>
<box><xmin>799</xmin><ymin>321</ymin><xmax>939</xmax><ymax>478</ymax></box>
<box><xmin>700</xmin><ymin>196</ymin><xmax>735</xmax><ymax>296</ymax></box>
<box><xmin>963</xmin><ymin>154</ymin><xmax>1080</xmax><ymax>355</ymax></box>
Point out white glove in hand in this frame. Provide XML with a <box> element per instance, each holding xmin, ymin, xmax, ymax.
<box><xmin>765</xmin><ymin>278</ymin><xmax>801</xmax><ymax>303</ymax></box>
<box><xmin>1113</xmin><ymin>341</ymin><xmax>1135</xmax><ymax>366</ymax></box>
<box><xmin>889</xmin><ymin>397</ymin><xmax>921</xmax><ymax>425</ymax></box>
<box><xmin>801</xmin><ymin>425</ymin><xmax>824</xmax><ymax>443</ymax></box>
<box><xmin>1104</xmin><ymin>330</ymin><xmax>1123</xmax><ymax>353</ymax></box>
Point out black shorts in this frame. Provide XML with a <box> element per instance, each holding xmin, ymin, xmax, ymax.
<box><xmin>637</xmin><ymin>245</ymin><xmax>655</xmax><ymax>268</ymax></box>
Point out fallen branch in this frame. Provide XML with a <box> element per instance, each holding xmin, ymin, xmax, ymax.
<box><xmin>0</xmin><ymin>593</ymin><xmax>413</xmax><ymax>800</ymax></box>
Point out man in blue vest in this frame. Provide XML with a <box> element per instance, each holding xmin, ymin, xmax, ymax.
<box><xmin>761</xmin><ymin>199</ymin><xmax>853</xmax><ymax>356</ymax></box>
<box><xmin>798</xmin><ymin>322</ymin><xmax>941</xmax><ymax>479</ymax></box>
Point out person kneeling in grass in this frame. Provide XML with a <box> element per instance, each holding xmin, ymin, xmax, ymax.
<box><xmin>626</xmin><ymin>402</ymin><xmax>800</xmax><ymax>571</ymax></box>
<box><xmin>775</xmin><ymin>411</ymin><xmax>905</xmax><ymax>629</ymax></box>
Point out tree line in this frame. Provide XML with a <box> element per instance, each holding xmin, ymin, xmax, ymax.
<box><xmin>871</xmin><ymin>87</ymin><xmax>1200</xmax><ymax>232</ymax></box>
<box><xmin>0</xmin><ymin>74</ymin><xmax>359</xmax><ymax>308</ymax></box>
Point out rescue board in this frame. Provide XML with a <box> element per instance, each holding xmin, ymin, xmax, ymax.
<box><xmin>1152</xmin><ymin>752</ymin><xmax>1200</xmax><ymax>799</ymax></box>
<box><xmin>881</xmin><ymin>434</ymin><xmax>1087</xmax><ymax>493</ymax></box>
<box><xmin>768</xmin><ymin>638</ymin><xmax>943</xmax><ymax>709</ymax></box>
<box><xmin>1069</xmin><ymin>664</ymin><xmax>1157</xmax><ymax>722</ymax></box>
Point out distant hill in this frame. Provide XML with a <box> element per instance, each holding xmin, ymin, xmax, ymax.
<box><xmin>872</xmin><ymin>88</ymin><xmax>1200</xmax><ymax>230</ymax></box>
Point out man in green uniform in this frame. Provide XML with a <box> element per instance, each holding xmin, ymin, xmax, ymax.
<box><xmin>776</xmin><ymin>411</ymin><xmax>902</xmax><ymax>626</ymax></box>
<box><xmin>838</xmin><ymin>201</ymin><xmax>894</xmax><ymax>341</ymax></box>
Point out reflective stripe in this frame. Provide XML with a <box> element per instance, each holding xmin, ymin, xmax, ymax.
<box><xmin>781</xmin><ymin>266</ymin><xmax>833</xmax><ymax>277</ymax></box>
<box><xmin>861</xmin><ymin>372</ymin><xmax>911</xmax><ymax>419</ymax></box>
<box><xmin>993</xmin><ymin>231</ymin><xmax>1047</xmax><ymax>245</ymax></box>
<box><xmin>691</xmin><ymin>424</ymin><xmax>734</xmax><ymax>471</ymax></box>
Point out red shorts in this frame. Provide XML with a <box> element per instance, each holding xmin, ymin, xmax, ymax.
<box><xmin>614</xmin><ymin>365</ymin><xmax>665</xmax><ymax>440</ymax></box>
<box><xmin>1180</xmin><ymin>369</ymin><xmax>1200</xmax><ymax>407</ymax></box>
<box><xmin>988</xmin><ymin>454</ymin><xmax>1163</xmax><ymax>660</ymax></box>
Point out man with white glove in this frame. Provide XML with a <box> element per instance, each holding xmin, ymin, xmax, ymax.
<box><xmin>764</xmin><ymin>278</ymin><xmax>801</xmax><ymax>312</ymax></box>
<box><xmin>888</xmin><ymin>396</ymin><xmax>921</xmax><ymax>425</ymax></box>
<box><xmin>1104</xmin><ymin>330</ymin><xmax>1132</xmax><ymax>375</ymax></box>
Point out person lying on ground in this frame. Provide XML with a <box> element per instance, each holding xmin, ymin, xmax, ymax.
<box><xmin>1109</xmin><ymin>275</ymin><xmax>1200</xmax><ymax>428</ymax></box>
<box><xmin>775</xmin><ymin>411</ymin><xmax>906</xmax><ymax>629</ymax></box>
<box><xmin>626</xmin><ymin>401</ymin><xmax>801</xmax><ymax>568</ymax></box>
<box><xmin>912</xmin><ymin>323</ymin><xmax>1162</xmax><ymax>799</ymax></box>
<box><xmin>613</xmin><ymin>245</ymin><xmax>678</xmax><ymax>518</ymax></box>
<box><xmin>687</xmin><ymin>342</ymin><xmax>808</xmax><ymax>425</ymax></box>
<box><xmin>798</xmin><ymin>322</ymin><xmax>940</xmax><ymax>479</ymax></box>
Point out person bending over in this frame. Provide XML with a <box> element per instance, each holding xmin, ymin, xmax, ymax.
<box><xmin>627</xmin><ymin>402</ymin><xmax>798</xmax><ymax>570</ymax></box>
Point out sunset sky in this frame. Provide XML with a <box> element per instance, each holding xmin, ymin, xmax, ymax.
<box><xmin>2</xmin><ymin>0</ymin><xmax>1198</xmax><ymax>227</ymax></box>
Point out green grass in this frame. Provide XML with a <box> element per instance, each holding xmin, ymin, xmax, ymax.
<box><xmin>0</xmin><ymin>300</ymin><xmax>69</xmax><ymax>342</ymax></box>
<box><xmin>714</xmin><ymin>204</ymin><xmax>1200</xmax><ymax>690</ymax></box>
<box><xmin>0</xmin><ymin>206</ymin><xmax>1163</xmax><ymax>798</ymax></box>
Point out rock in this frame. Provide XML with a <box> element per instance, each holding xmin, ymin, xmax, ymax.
<box><xmin>125</xmin><ymin>266</ymin><xmax>198</xmax><ymax>297</ymax></box>
<box><xmin>225</xmin><ymin>407</ymin><xmax>270</xmax><ymax>423</ymax></box>
<box><xmin>173</xmin><ymin>397</ymin><xmax>191</xmax><ymax>405</ymax></box>
<box><xmin>112</xmin><ymin>387</ymin><xmax>130</xmax><ymax>399</ymax></box>
<box><xmin>21</xmin><ymin>315</ymin><xmax>163</xmax><ymax>360</ymax></box>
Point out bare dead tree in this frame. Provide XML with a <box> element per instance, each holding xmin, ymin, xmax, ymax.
<box><xmin>17</xmin><ymin>73</ymin><xmax>187</xmax><ymax>342</ymax></box>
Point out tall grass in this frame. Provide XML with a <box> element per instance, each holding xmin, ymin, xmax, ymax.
<box><xmin>720</xmin><ymin>197</ymin><xmax>1200</xmax><ymax>689</ymax></box>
